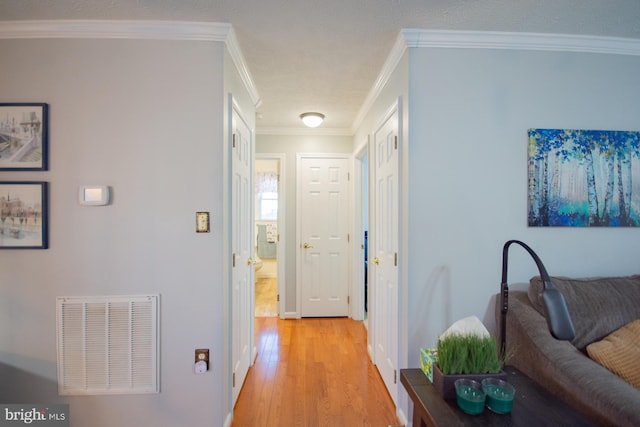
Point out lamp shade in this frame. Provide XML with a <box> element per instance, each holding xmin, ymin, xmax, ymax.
<box><xmin>300</xmin><ymin>112</ymin><xmax>324</xmax><ymax>128</ymax></box>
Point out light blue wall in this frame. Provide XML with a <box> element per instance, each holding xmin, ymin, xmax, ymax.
<box><xmin>407</xmin><ymin>47</ymin><xmax>640</xmax><ymax>368</ymax></box>
<box><xmin>0</xmin><ymin>37</ymin><xmax>243</xmax><ymax>427</ymax></box>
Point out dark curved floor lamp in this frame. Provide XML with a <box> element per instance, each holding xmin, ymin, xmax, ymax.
<box><xmin>500</xmin><ymin>240</ymin><xmax>576</xmax><ymax>359</ymax></box>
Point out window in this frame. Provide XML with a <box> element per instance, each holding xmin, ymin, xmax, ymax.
<box><xmin>256</xmin><ymin>171</ymin><xmax>278</xmax><ymax>220</ymax></box>
<box><xmin>259</xmin><ymin>191</ymin><xmax>278</xmax><ymax>220</ymax></box>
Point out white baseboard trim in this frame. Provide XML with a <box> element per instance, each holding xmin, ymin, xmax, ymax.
<box><xmin>223</xmin><ymin>412</ymin><xmax>232</xmax><ymax>427</ymax></box>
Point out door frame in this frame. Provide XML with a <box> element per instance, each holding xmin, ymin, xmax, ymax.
<box><xmin>229</xmin><ymin>94</ymin><xmax>255</xmax><ymax>406</ymax></box>
<box><xmin>368</xmin><ymin>97</ymin><xmax>409</xmax><ymax>417</ymax></box>
<box><xmin>351</xmin><ymin>138</ymin><xmax>369</xmax><ymax>322</ymax></box>
<box><xmin>255</xmin><ymin>153</ymin><xmax>286</xmax><ymax>320</ymax></box>
<box><xmin>295</xmin><ymin>153</ymin><xmax>351</xmax><ymax>318</ymax></box>
<box><xmin>370</xmin><ymin>100</ymin><xmax>398</xmax><ymax>405</ymax></box>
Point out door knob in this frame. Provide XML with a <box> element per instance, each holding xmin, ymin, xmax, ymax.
<box><xmin>372</xmin><ymin>257</ymin><xmax>380</xmax><ymax>265</ymax></box>
<box><xmin>303</xmin><ymin>243</ymin><xmax>313</xmax><ymax>249</ymax></box>
<box><xmin>247</xmin><ymin>258</ymin><xmax>255</xmax><ymax>266</ymax></box>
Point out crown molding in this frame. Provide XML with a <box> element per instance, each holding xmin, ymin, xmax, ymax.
<box><xmin>352</xmin><ymin>29</ymin><xmax>640</xmax><ymax>134</ymax></box>
<box><xmin>0</xmin><ymin>19</ymin><xmax>261</xmax><ymax>108</ymax></box>
<box><xmin>351</xmin><ymin>31</ymin><xmax>408</xmax><ymax>134</ymax></box>
<box><xmin>401</xmin><ymin>29</ymin><xmax>640</xmax><ymax>56</ymax></box>
<box><xmin>0</xmin><ymin>20</ymin><xmax>232</xmax><ymax>41</ymax></box>
<box><xmin>256</xmin><ymin>126</ymin><xmax>353</xmax><ymax>137</ymax></box>
<box><xmin>225</xmin><ymin>27</ymin><xmax>261</xmax><ymax>108</ymax></box>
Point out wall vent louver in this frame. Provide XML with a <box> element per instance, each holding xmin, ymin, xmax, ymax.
<box><xmin>56</xmin><ymin>295</ymin><xmax>159</xmax><ymax>395</ymax></box>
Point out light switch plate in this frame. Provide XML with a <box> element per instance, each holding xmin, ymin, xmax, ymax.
<box><xmin>196</xmin><ymin>212</ymin><xmax>210</xmax><ymax>233</ymax></box>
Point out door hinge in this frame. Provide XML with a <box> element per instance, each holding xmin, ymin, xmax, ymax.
<box><xmin>277</xmin><ymin>294</ymin><xmax>280</xmax><ymax>302</ymax></box>
<box><xmin>394</xmin><ymin>369</ymin><xmax>397</xmax><ymax>384</ymax></box>
<box><xmin>348</xmin><ymin>172</ymin><xmax>350</xmax><ymax>181</ymax></box>
<box><xmin>394</xmin><ymin>135</ymin><xmax>398</xmax><ymax>150</ymax></box>
<box><xmin>347</xmin><ymin>233</ymin><xmax>350</xmax><ymax>243</ymax></box>
<box><xmin>347</xmin><ymin>296</ymin><xmax>350</xmax><ymax>304</ymax></box>
<box><xmin>232</xmin><ymin>253</ymin><xmax>236</xmax><ymax>267</ymax></box>
<box><xmin>394</xmin><ymin>252</ymin><xmax>398</xmax><ymax>267</ymax></box>
<box><xmin>233</xmin><ymin>372</ymin><xmax>236</xmax><ymax>387</ymax></box>
<box><xmin>232</xmin><ymin>133</ymin><xmax>236</xmax><ymax>148</ymax></box>
<box><xmin>277</xmin><ymin>233</ymin><xmax>280</xmax><ymax>242</ymax></box>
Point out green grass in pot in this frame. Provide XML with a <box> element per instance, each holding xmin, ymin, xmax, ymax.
<box><xmin>436</xmin><ymin>334</ymin><xmax>504</xmax><ymax>375</ymax></box>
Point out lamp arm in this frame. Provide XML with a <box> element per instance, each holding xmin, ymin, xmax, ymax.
<box><xmin>499</xmin><ymin>240</ymin><xmax>575</xmax><ymax>359</ymax></box>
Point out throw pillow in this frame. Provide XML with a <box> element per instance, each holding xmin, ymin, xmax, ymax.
<box><xmin>586</xmin><ymin>319</ymin><xmax>640</xmax><ymax>390</ymax></box>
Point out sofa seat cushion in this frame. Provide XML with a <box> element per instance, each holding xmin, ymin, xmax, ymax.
<box><xmin>586</xmin><ymin>319</ymin><xmax>640</xmax><ymax>389</ymax></box>
<box><xmin>528</xmin><ymin>275</ymin><xmax>640</xmax><ymax>350</ymax></box>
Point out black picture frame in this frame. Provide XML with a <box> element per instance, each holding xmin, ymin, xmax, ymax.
<box><xmin>0</xmin><ymin>182</ymin><xmax>48</xmax><ymax>249</ymax></box>
<box><xmin>0</xmin><ymin>103</ymin><xmax>49</xmax><ymax>171</ymax></box>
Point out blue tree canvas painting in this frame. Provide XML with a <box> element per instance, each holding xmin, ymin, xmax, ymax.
<box><xmin>528</xmin><ymin>129</ymin><xmax>640</xmax><ymax>227</ymax></box>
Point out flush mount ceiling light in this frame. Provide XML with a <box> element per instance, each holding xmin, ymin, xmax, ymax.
<box><xmin>300</xmin><ymin>112</ymin><xmax>325</xmax><ymax>128</ymax></box>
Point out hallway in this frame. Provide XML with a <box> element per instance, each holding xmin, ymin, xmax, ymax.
<box><xmin>232</xmin><ymin>317</ymin><xmax>400</xmax><ymax>427</ymax></box>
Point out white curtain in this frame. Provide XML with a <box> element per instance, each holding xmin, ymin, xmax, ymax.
<box><xmin>256</xmin><ymin>171</ymin><xmax>278</xmax><ymax>193</ymax></box>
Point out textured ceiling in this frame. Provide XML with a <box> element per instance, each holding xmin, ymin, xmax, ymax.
<box><xmin>2</xmin><ymin>0</ymin><xmax>640</xmax><ymax>134</ymax></box>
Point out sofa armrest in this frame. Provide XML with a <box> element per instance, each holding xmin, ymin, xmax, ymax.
<box><xmin>504</xmin><ymin>291</ymin><xmax>640</xmax><ymax>427</ymax></box>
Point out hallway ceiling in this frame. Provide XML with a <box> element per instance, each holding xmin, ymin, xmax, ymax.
<box><xmin>2</xmin><ymin>0</ymin><xmax>640</xmax><ymax>134</ymax></box>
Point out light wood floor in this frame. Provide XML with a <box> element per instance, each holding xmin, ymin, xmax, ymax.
<box><xmin>232</xmin><ymin>317</ymin><xmax>401</xmax><ymax>427</ymax></box>
<box><xmin>255</xmin><ymin>277</ymin><xmax>278</xmax><ymax>317</ymax></box>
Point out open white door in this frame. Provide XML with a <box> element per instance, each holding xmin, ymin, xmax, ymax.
<box><xmin>297</xmin><ymin>155</ymin><xmax>350</xmax><ymax>317</ymax></box>
<box><xmin>230</xmin><ymin>96</ymin><xmax>254</xmax><ymax>405</ymax></box>
<box><xmin>371</xmin><ymin>103</ymin><xmax>400</xmax><ymax>405</ymax></box>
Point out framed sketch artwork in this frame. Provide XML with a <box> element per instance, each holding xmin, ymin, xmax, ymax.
<box><xmin>0</xmin><ymin>182</ymin><xmax>48</xmax><ymax>249</ymax></box>
<box><xmin>0</xmin><ymin>103</ymin><xmax>49</xmax><ymax>171</ymax></box>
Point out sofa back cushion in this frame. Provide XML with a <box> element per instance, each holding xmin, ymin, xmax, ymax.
<box><xmin>528</xmin><ymin>275</ymin><xmax>640</xmax><ymax>351</ymax></box>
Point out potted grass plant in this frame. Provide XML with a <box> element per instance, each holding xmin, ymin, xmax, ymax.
<box><xmin>433</xmin><ymin>333</ymin><xmax>507</xmax><ymax>400</ymax></box>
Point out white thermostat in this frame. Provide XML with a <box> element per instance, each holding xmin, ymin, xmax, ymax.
<box><xmin>79</xmin><ymin>186</ymin><xmax>110</xmax><ymax>206</ymax></box>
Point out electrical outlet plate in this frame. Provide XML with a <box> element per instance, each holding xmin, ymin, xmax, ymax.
<box><xmin>195</xmin><ymin>349</ymin><xmax>209</xmax><ymax>363</ymax></box>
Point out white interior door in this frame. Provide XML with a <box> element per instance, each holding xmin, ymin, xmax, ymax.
<box><xmin>231</xmin><ymin>98</ymin><xmax>253</xmax><ymax>405</ymax></box>
<box><xmin>298</xmin><ymin>155</ymin><xmax>350</xmax><ymax>317</ymax></box>
<box><xmin>371</xmin><ymin>106</ymin><xmax>399</xmax><ymax>405</ymax></box>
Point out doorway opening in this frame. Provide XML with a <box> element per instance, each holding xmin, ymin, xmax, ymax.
<box><xmin>255</xmin><ymin>157</ymin><xmax>281</xmax><ymax>317</ymax></box>
<box><xmin>353</xmin><ymin>142</ymin><xmax>369</xmax><ymax>325</ymax></box>
<box><xmin>360</xmin><ymin>150</ymin><xmax>369</xmax><ymax>324</ymax></box>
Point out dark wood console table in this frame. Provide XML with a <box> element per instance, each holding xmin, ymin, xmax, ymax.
<box><xmin>401</xmin><ymin>366</ymin><xmax>597</xmax><ymax>427</ymax></box>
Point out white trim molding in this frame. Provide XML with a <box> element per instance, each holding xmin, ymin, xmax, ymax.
<box><xmin>0</xmin><ymin>20</ymin><xmax>231</xmax><ymax>40</ymax></box>
<box><xmin>351</xmin><ymin>31</ymin><xmax>408</xmax><ymax>134</ymax></box>
<box><xmin>257</xmin><ymin>126</ymin><xmax>352</xmax><ymax>136</ymax></box>
<box><xmin>353</xmin><ymin>29</ymin><xmax>640</xmax><ymax>134</ymax></box>
<box><xmin>225</xmin><ymin>26</ymin><xmax>261</xmax><ymax>108</ymax></box>
<box><xmin>0</xmin><ymin>20</ymin><xmax>261</xmax><ymax>108</ymax></box>
<box><xmin>402</xmin><ymin>29</ymin><xmax>640</xmax><ymax>56</ymax></box>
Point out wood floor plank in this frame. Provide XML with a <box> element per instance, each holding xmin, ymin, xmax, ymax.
<box><xmin>232</xmin><ymin>317</ymin><xmax>400</xmax><ymax>427</ymax></box>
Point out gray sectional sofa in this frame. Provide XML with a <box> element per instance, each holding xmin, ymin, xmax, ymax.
<box><xmin>504</xmin><ymin>275</ymin><xmax>640</xmax><ymax>427</ymax></box>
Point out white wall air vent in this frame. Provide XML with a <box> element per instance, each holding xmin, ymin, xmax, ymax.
<box><xmin>56</xmin><ymin>295</ymin><xmax>160</xmax><ymax>395</ymax></box>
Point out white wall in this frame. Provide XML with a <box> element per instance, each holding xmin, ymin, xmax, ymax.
<box><xmin>407</xmin><ymin>46</ymin><xmax>640</xmax><ymax>368</ymax></box>
<box><xmin>256</xmin><ymin>134</ymin><xmax>353</xmax><ymax>315</ymax></box>
<box><xmin>0</xmin><ymin>37</ymin><xmax>240</xmax><ymax>427</ymax></box>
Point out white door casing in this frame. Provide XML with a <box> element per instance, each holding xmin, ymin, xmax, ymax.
<box><xmin>297</xmin><ymin>155</ymin><xmax>350</xmax><ymax>318</ymax></box>
<box><xmin>255</xmin><ymin>154</ymin><xmax>287</xmax><ymax>319</ymax></box>
<box><xmin>371</xmin><ymin>103</ymin><xmax>400</xmax><ymax>405</ymax></box>
<box><xmin>351</xmin><ymin>139</ymin><xmax>369</xmax><ymax>322</ymax></box>
<box><xmin>230</xmin><ymin>97</ymin><xmax>254</xmax><ymax>405</ymax></box>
